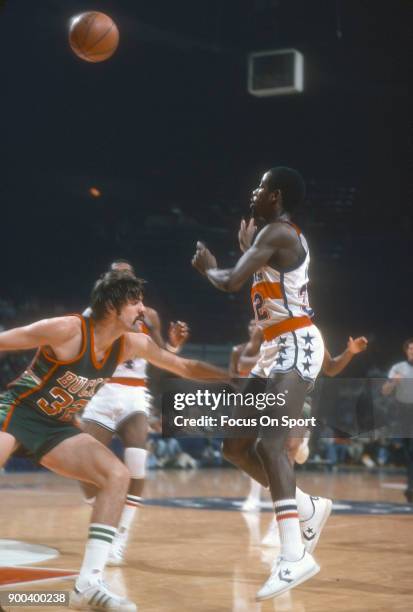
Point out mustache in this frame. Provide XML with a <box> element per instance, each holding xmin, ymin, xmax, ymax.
<box><xmin>133</xmin><ymin>314</ymin><xmax>145</xmax><ymax>325</ymax></box>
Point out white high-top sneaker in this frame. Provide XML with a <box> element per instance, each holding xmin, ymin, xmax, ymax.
<box><xmin>256</xmin><ymin>551</ymin><xmax>319</xmax><ymax>601</ymax></box>
<box><xmin>300</xmin><ymin>496</ymin><xmax>332</xmax><ymax>554</ymax></box>
<box><xmin>69</xmin><ymin>578</ymin><xmax>137</xmax><ymax>611</ymax></box>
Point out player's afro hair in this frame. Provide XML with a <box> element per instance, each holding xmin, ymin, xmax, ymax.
<box><xmin>267</xmin><ymin>166</ymin><xmax>306</xmax><ymax>213</ymax></box>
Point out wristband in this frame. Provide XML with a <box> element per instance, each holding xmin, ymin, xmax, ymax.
<box><xmin>166</xmin><ymin>342</ymin><xmax>179</xmax><ymax>353</ymax></box>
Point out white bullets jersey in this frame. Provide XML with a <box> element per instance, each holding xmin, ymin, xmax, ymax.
<box><xmin>111</xmin><ymin>320</ymin><xmax>149</xmax><ymax>380</ymax></box>
<box><xmin>250</xmin><ymin>223</ymin><xmax>314</xmax><ymax>329</ymax></box>
<box><xmin>112</xmin><ymin>356</ymin><xmax>147</xmax><ymax>379</ymax></box>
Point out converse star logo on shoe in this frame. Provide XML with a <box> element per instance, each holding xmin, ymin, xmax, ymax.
<box><xmin>278</xmin><ymin>569</ymin><xmax>293</xmax><ymax>583</ymax></box>
<box><xmin>303</xmin><ymin>527</ymin><xmax>316</xmax><ymax>541</ymax></box>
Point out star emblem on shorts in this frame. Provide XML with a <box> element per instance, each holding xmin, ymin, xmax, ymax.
<box><xmin>302</xmin><ymin>360</ymin><xmax>311</xmax><ymax>372</ymax></box>
<box><xmin>305</xmin><ymin>527</ymin><xmax>314</xmax><ymax>534</ymax></box>
<box><xmin>278</xmin><ymin>336</ymin><xmax>287</xmax><ymax>345</ymax></box>
<box><xmin>303</xmin><ymin>332</ymin><xmax>314</xmax><ymax>345</ymax></box>
<box><xmin>304</xmin><ymin>347</ymin><xmax>313</xmax><ymax>358</ymax></box>
<box><xmin>276</xmin><ymin>355</ymin><xmax>286</xmax><ymax>366</ymax></box>
<box><xmin>279</xmin><ymin>345</ymin><xmax>287</xmax><ymax>354</ymax></box>
<box><xmin>284</xmin><ymin>569</ymin><xmax>291</xmax><ymax>576</ymax></box>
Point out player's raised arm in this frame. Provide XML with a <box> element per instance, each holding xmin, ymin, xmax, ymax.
<box><xmin>0</xmin><ymin>316</ymin><xmax>79</xmax><ymax>352</ymax></box>
<box><xmin>142</xmin><ymin>306</ymin><xmax>164</xmax><ymax>347</ymax></box>
<box><xmin>144</xmin><ymin>306</ymin><xmax>189</xmax><ymax>353</ymax></box>
<box><xmin>123</xmin><ymin>333</ymin><xmax>228</xmax><ymax>381</ymax></box>
<box><xmin>322</xmin><ymin>336</ymin><xmax>368</xmax><ymax>377</ymax></box>
<box><xmin>191</xmin><ymin>223</ymin><xmax>289</xmax><ymax>292</ymax></box>
<box><xmin>238</xmin><ymin>218</ymin><xmax>257</xmax><ymax>253</ymax></box>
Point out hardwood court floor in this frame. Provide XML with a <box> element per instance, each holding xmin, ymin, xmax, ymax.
<box><xmin>0</xmin><ymin>468</ymin><xmax>412</xmax><ymax>611</ymax></box>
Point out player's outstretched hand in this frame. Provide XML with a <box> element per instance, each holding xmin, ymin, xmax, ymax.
<box><xmin>168</xmin><ymin>321</ymin><xmax>190</xmax><ymax>349</ymax></box>
<box><xmin>347</xmin><ymin>336</ymin><xmax>368</xmax><ymax>354</ymax></box>
<box><xmin>192</xmin><ymin>241</ymin><xmax>217</xmax><ymax>275</ymax></box>
<box><xmin>238</xmin><ymin>218</ymin><xmax>257</xmax><ymax>253</ymax></box>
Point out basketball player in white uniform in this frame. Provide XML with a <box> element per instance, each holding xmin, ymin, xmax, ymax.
<box><xmin>238</xmin><ymin>309</ymin><xmax>367</xmax><ymax>544</ymax></box>
<box><xmin>81</xmin><ymin>260</ymin><xmax>189</xmax><ymax>566</ymax></box>
<box><xmin>193</xmin><ymin>167</ymin><xmax>338</xmax><ymax>599</ymax></box>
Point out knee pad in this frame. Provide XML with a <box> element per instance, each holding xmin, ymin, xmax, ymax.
<box><xmin>124</xmin><ymin>447</ymin><xmax>148</xmax><ymax>480</ymax></box>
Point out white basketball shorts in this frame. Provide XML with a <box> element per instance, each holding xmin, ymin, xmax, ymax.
<box><xmin>82</xmin><ymin>382</ymin><xmax>151</xmax><ymax>432</ymax></box>
<box><xmin>251</xmin><ymin>324</ymin><xmax>324</xmax><ymax>384</ymax></box>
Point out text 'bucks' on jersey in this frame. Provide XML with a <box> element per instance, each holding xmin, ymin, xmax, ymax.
<box><xmin>1</xmin><ymin>315</ymin><xmax>124</xmax><ymax>425</ymax></box>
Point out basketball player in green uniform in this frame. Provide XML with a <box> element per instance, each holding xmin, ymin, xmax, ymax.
<box><xmin>81</xmin><ymin>259</ymin><xmax>189</xmax><ymax>566</ymax></box>
<box><xmin>0</xmin><ymin>270</ymin><xmax>227</xmax><ymax>612</ymax></box>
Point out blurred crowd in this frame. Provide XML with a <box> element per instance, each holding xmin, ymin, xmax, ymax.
<box><xmin>1</xmin><ymin>297</ymin><xmax>412</xmax><ymax>491</ymax></box>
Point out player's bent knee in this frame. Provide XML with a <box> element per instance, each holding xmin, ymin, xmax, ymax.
<box><xmin>0</xmin><ymin>431</ymin><xmax>18</xmax><ymax>467</ymax></box>
<box><xmin>110</xmin><ymin>461</ymin><xmax>130</xmax><ymax>484</ymax></box>
<box><xmin>97</xmin><ymin>456</ymin><xmax>130</xmax><ymax>490</ymax></box>
<box><xmin>124</xmin><ymin>447</ymin><xmax>147</xmax><ymax>480</ymax></box>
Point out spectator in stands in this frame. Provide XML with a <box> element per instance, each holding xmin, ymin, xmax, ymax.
<box><xmin>382</xmin><ymin>338</ymin><xmax>413</xmax><ymax>502</ymax></box>
<box><xmin>147</xmin><ymin>418</ymin><xmax>197</xmax><ymax>469</ymax></box>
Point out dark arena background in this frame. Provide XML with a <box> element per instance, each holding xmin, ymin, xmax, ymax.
<box><xmin>0</xmin><ymin>1</ymin><xmax>412</xmax><ymax>611</ymax></box>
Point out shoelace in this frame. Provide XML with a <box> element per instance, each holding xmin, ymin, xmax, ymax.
<box><xmin>270</xmin><ymin>555</ymin><xmax>284</xmax><ymax>571</ymax></box>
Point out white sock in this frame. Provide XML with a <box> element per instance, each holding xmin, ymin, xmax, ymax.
<box><xmin>115</xmin><ymin>494</ymin><xmax>142</xmax><ymax>541</ymax></box>
<box><xmin>274</xmin><ymin>499</ymin><xmax>304</xmax><ymax>561</ymax></box>
<box><xmin>247</xmin><ymin>478</ymin><xmax>262</xmax><ymax>502</ymax></box>
<box><xmin>77</xmin><ymin>523</ymin><xmax>116</xmax><ymax>589</ymax></box>
<box><xmin>296</xmin><ymin>487</ymin><xmax>315</xmax><ymax>521</ymax></box>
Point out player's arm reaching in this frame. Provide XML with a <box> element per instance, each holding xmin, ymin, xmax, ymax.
<box><xmin>229</xmin><ymin>344</ymin><xmax>244</xmax><ymax>378</ymax></box>
<box><xmin>0</xmin><ymin>316</ymin><xmax>80</xmax><ymax>353</ymax></box>
<box><xmin>144</xmin><ymin>306</ymin><xmax>189</xmax><ymax>352</ymax></box>
<box><xmin>167</xmin><ymin>320</ymin><xmax>189</xmax><ymax>350</ymax></box>
<box><xmin>192</xmin><ymin>223</ymin><xmax>290</xmax><ymax>292</ymax></box>
<box><xmin>142</xmin><ymin>307</ymin><xmax>163</xmax><ymax>347</ymax></box>
<box><xmin>238</xmin><ymin>326</ymin><xmax>263</xmax><ymax>374</ymax></box>
<box><xmin>123</xmin><ymin>333</ymin><xmax>228</xmax><ymax>381</ymax></box>
<box><xmin>322</xmin><ymin>336</ymin><xmax>368</xmax><ymax>377</ymax></box>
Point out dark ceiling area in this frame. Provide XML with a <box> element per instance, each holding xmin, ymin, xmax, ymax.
<box><xmin>0</xmin><ymin>0</ymin><xmax>411</xmax><ymax>361</ymax></box>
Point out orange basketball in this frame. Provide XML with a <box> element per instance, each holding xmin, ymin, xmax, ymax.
<box><xmin>69</xmin><ymin>12</ymin><xmax>119</xmax><ymax>63</ymax></box>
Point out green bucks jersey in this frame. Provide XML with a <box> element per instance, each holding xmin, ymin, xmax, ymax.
<box><xmin>1</xmin><ymin>315</ymin><xmax>123</xmax><ymax>426</ymax></box>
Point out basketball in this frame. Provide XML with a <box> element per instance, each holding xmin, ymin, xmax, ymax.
<box><xmin>69</xmin><ymin>12</ymin><xmax>119</xmax><ymax>63</ymax></box>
